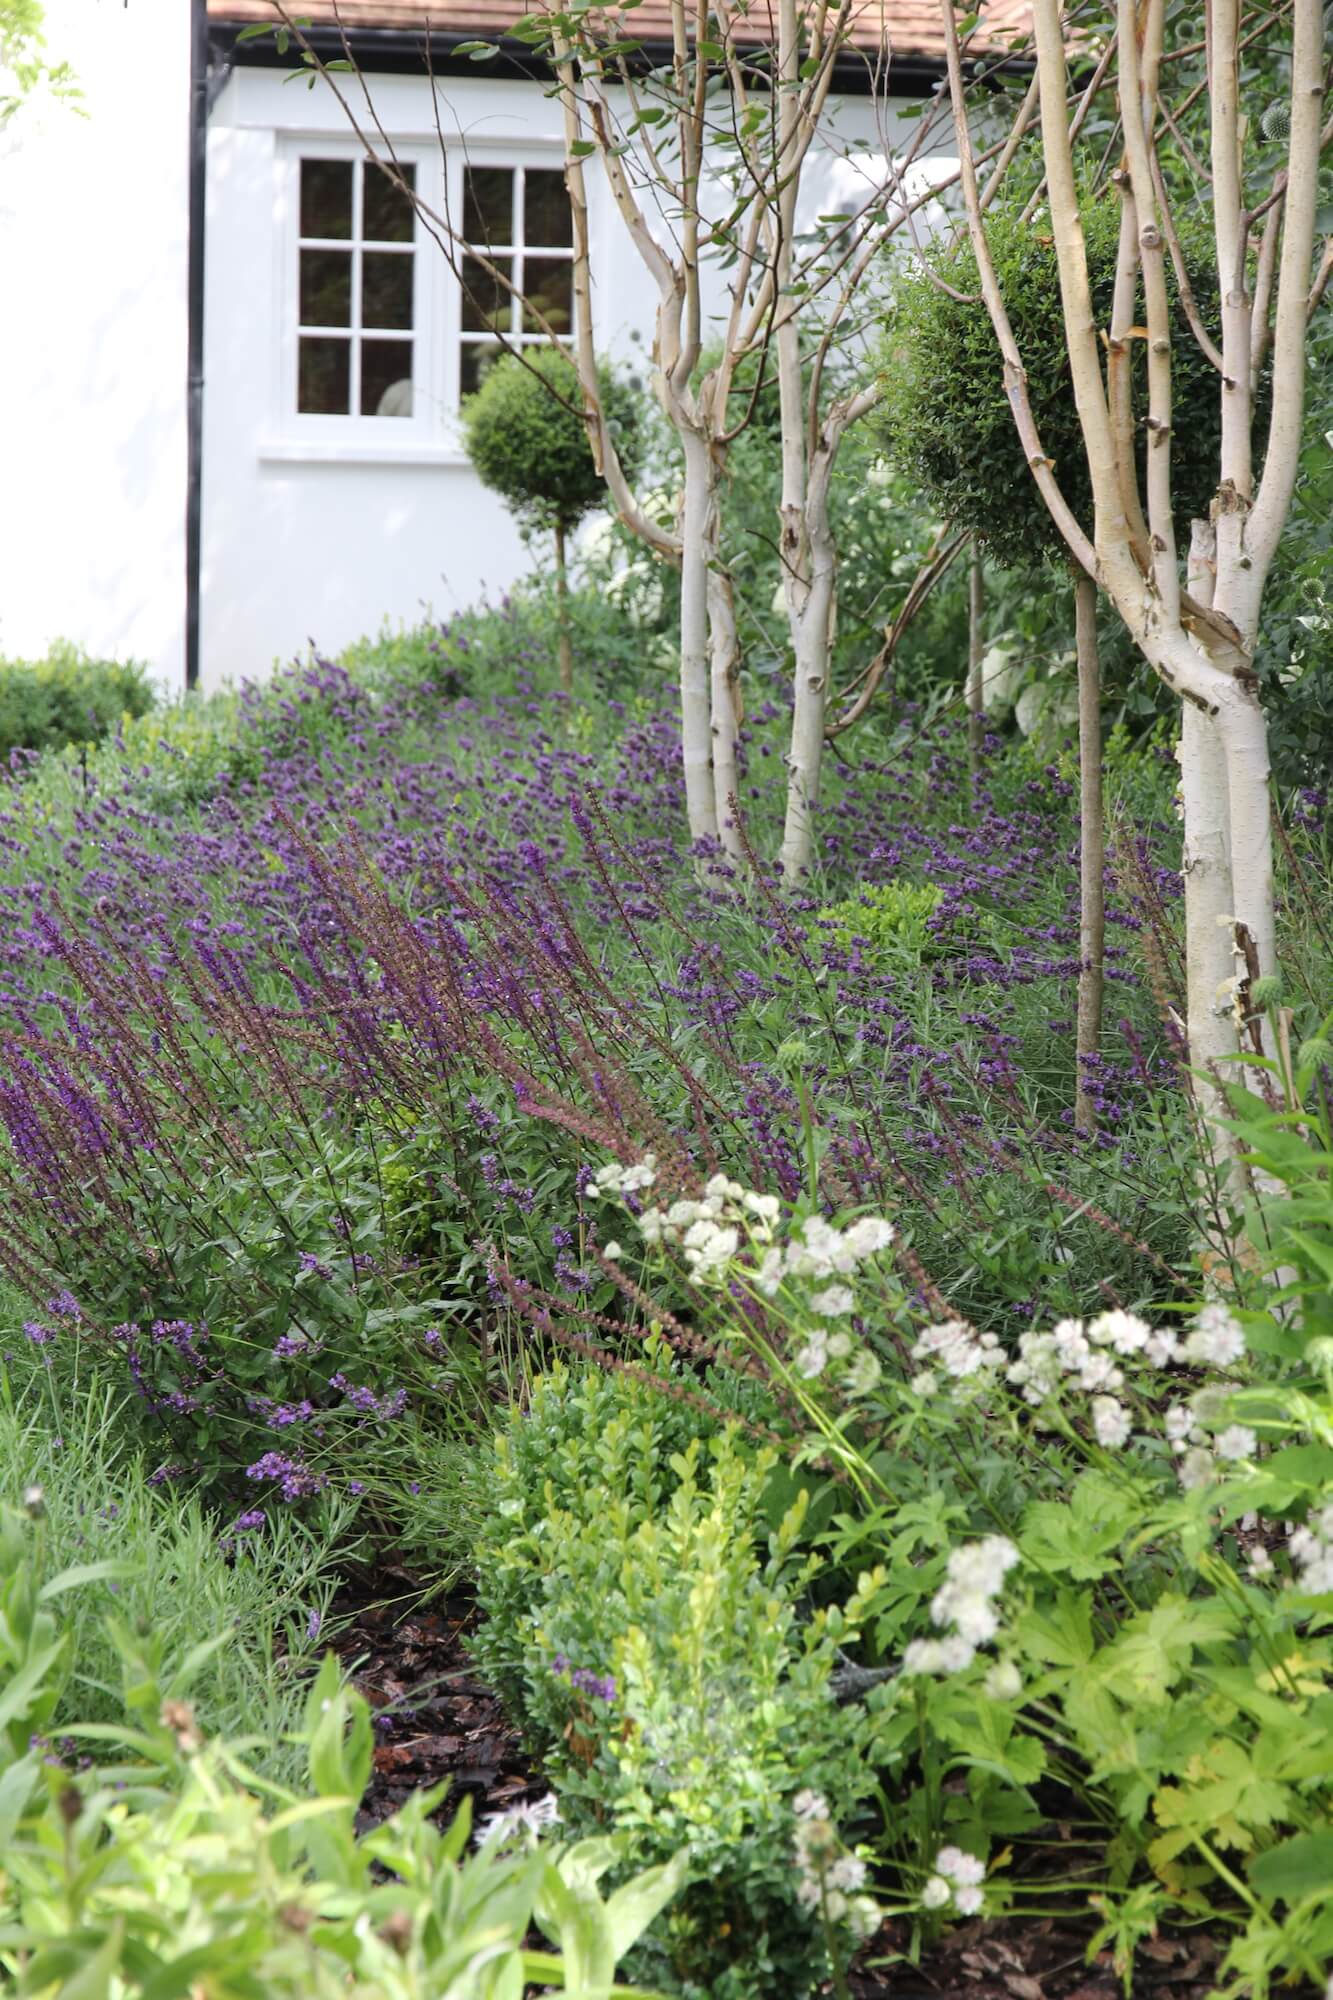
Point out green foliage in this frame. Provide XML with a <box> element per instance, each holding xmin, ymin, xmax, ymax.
<box><xmin>816</xmin><ymin>880</ymin><xmax>944</xmax><ymax>963</ymax></box>
<box><xmin>0</xmin><ymin>0</ymin><xmax>79</xmax><ymax>123</ymax></box>
<box><xmin>472</xmin><ymin>1359</ymin><xmax>894</xmax><ymax>1997</ymax></box>
<box><xmin>0</xmin><ymin>642</ymin><xmax>154</xmax><ymax>764</ymax></box>
<box><xmin>461</xmin><ymin>350</ymin><xmax>639</xmax><ymax>537</ymax></box>
<box><xmin>0</xmin><ymin>1501</ymin><xmax>684</xmax><ymax>1998</ymax></box>
<box><xmin>877</xmin><ymin>196</ymin><xmax>1228</xmax><ymax>573</ymax></box>
<box><xmin>583</xmin><ymin>1014</ymin><xmax>1333</xmax><ymax>1998</ymax></box>
<box><xmin>0</xmin><ymin>1362</ymin><xmax>352</xmax><ymax>1780</ymax></box>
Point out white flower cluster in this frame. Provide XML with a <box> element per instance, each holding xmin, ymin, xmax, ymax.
<box><xmin>791</xmin><ymin>1790</ymin><xmax>880</xmax><ymax>1940</ymax></box>
<box><xmin>477</xmin><ymin>1791</ymin><xmax>561</xmax><ymax>1848</ymax></box>
<box><xmin>592</xmin><ymin>1156</ymin><xmax>895</xmax><ymax>1393</ymax></box>
<box><xmin>756</xmin><ymin>1213</ymin><xmax>897</xmax><ymax>1297</ymax></box>
<box><xmin>1290</xmin><ymin>1501</ymin><xmax>1333</xmax><ymax>1594</ymax></box>
<box><xmin>921</xmin><ymin>1844</ymin><xmax>986</xmax><ymax>1917</ymax></box>
<box><xmin>903</xmin><ymin>1537</ymin><xmax>1020</xmax><ymax>1677</ymax></box>
<box><xmin>623</xmin><ymin>1170</ymin><xmax>783</xmax><ymax>1282</ymax></box>
<box><xmin>592</xmin><ymin>1154</ymin><xmax>659</xmax><ymax>1197</ymax></box>
<box><xmin>910</xmin><ymin>1318</ymin><xmax>1003</xmax><ymax>1397</ymax></box>
<box><xmin>1003</xmin><ymin>1304</ymin><xmax>1248</xmax><ymax>1455</ymax></box>
<box><xmin>1163</xmin><ymin>1385</ymin><xmax>1259</xmax><ymax>1488</ymax></box>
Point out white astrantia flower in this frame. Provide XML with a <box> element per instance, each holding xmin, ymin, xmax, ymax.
<box><xmin>955</xmin><ymin>1884</ymin><xmax>985</xmax><ymax>1916</ymax></box>
<box><xmin>1183</xmin><ymin>1303</ymin><xmax>1246</xmax><ymax>1367</ymax></box>
<box><xmin>1078</xmin><ymin>1352</ymin><xmax>1125</xmax><ymax>1393</ymax></box>
<box><xmin>1247</xmin><ymin>1545</ymin><xmax>1274</xmax><ymax>1577</ymax></box>
<box><xmin>912</xmin><ymin>1319</ymin><xmax>1003</xmax><ymax>1381</ymax></box>
<box><xmin>842</xmin><ymin>1215</ymin><xmax>896</xmax><ymax>1259</ymax></box>
<box><xmin>1145</xmin><ymin>1326</ymin><xmax>1180</xmax><ymax>1366</ymax></box>
<box><xmin>1088</xmin><ymin>1309</ymin><xmax>1153</xmax><ymax>1355</ymax></box>
<box><xmin>705</xmin><ymin>1172</ymin><xmax>744</xmax><ymax>1200</ymax></box>
<box><xmin>1091</xmin><ymin>1396</ymin><xmax>1132</xmax><ymax>1448</ymax></box>
<box><xmin>793</xmin><ymin>1789</ymin><xmax>830</xmax><ymax>1820</ymax></box>
<box><xmin>1165</xmin><ymin>1404</ymin><xmax>1193</xmax><ymax>1446</ymax></box>
<box><xmin>936</xmin><ymin>1846</ymin><xmax>986</xmax><ymax>1887</ymax></box>
<box><xmin>910</xmin><ymin>1369</ymin><xmax>939</xmax><ymax>1398</ymax></box>
<box><xmin>1289</xmin><ymin>1503</ymin><xmax>1333</xmax><ymax>1592</ymax></box>
<box><xmin>478</xmin><ymin>1792</ymin><xmax>561</xmax><ymax>1846</ymax></box>
<box><xmin>619</xmin><ymin>1157</ymin><xmax>657</xmax><ymax>1192</ymax></box>
<box><xmin>812</xmin><ymin>1283</ymin><xmax>855</xmax><ymax>1316</ymax></box>
<box><xmin>744</xmin><ymin>1190</ymin><xmax>782</xmax><ymax>1224</ymax></box>
<box><xmin>602</xmin><ymin>1241</ymin><xmax>623</xmax><ymax>1261</ymax></box>
<box><xmin>795</xmin><ymin>1331</ymin><xmax>829</xmax><ymax>1379</ymax></box>
<box><xmin>828</xmin><ymin>1854</ymin><xmax>868</xmax><ymax>1892</ymax></box>
<box><xmin>1179</xmin><ymin>1446</ymin><xmax>1216</xmax><ymax>1490</ymax></box>
<box><xmin>921</xmin><ymin>1875</ymin><xmax>952</xmax><ymax>1909</ymax></box>
<box><xmin>984</xmin><ymin>1660</ymin><xmax>1022</xmax><ymax>1700</ymax></box>
<box><xmin>827</xmin><ymin>1331</ymin><xmax>853</xmax><ymax>1360</ymax></box>
<box><xmin>755</xmin><ymin>1247</ymin><xmax>785</xmax><ymax>1297</ymax></box>
<box><xmin>1215</xmin><ymin>1423</ymin><xmax>1258</xmax><ymax>1462</ymax></box>
<box><xmin>844</xmin><ymin>1349</ymin><xmax>883</xmax><ymax>1396</ymax></box>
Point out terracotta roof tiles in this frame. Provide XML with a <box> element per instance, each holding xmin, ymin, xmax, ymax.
<box><xmin>210</xmin><ymin>0</ymin><xmax>1032</xmax><ymax>67</ymax></box>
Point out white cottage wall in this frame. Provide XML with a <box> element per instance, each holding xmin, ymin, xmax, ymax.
<box><xmin>0</xmin><ymin>0</ymin><xmax>191</xmax><ymax>690</ymax></box>
<box><xmin>200</xmin><ymin>63</ymin><xmax>903</xmax><ymax>692</ymax></box>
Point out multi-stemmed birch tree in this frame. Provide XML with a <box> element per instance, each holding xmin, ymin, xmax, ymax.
<box><xmin>938</xmin><ymin>0</ymin><xmax>1329</xmax><ymax>1114</ymax></box>
<box><xmin>269</xmin><ymin>0</ymin><xmax>985</xmax><ymax>876</ymax></box>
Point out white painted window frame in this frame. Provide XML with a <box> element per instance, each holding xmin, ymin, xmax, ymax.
<box><xmin>264</xmin><ymin>129</ymin><xmax>572</xmax><ymax>467</ymax></box>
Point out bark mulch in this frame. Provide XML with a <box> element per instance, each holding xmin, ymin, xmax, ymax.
<box><xmin>329</xmin><ymin>1585</ymin><xmax>1233</xmax><ymax>2000</ymax></box>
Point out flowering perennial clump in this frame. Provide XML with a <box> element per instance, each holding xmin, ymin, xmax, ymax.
<box><xmin>921</xmin><ymin>1844</ymin><xmax>986</xmax><ymax>1916</ymax></box>
<box><xmin>791</xmin><ymin>1790</ymin><xmax>880</xmax><ymax>1941</ymax></box>
<box><xmin>904</xmin><ymin>1538</ymin><xmax>1020</xmax><ymax>1677</ymax></box>
<box><xmin>1290</xmin><ymin>1501</ymin><xmax>1333</xmax><ymax>1593</ymax></box>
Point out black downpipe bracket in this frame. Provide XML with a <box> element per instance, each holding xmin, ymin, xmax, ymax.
<box><xmin>185</xmin><ymin>0</ymin><xmax>208</xmax><ymax>692</ymax></box>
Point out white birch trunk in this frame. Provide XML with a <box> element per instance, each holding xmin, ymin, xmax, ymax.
<box><xmin>967</xmin><ymin>551</ymin><xmax>985</xmax><ymax>773</ymax></box>
<box><xmin>707</xmin><ymin>565</ymin><xmax>747</xmax><ymax>870</ymax></box>
<box><xmin>678</xmin><ymin>427</ymin><xmax>720</xmax><ymax>851</ymax></box>
<box><xmin>1073</xmin><ymin>570</ymin><xmax>1104</xmax><ymax>1133</ymax></box>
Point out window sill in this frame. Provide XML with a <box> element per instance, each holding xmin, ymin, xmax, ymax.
<box><xmin>257</xmin><ymin>438</ymin><xmax>470</xmax><ymax>467</ymax></box>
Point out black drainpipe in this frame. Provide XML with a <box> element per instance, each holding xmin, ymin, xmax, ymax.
<box><xmin>185</xmin><ymin>0</ymin><xmax>208</xmax><ymax>692</ymax></box>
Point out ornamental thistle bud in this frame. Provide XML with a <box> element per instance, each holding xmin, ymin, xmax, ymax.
<box><xmin>1249</xmin><ymin>973</ymin><xmax>1284</xmax><ymax>1008</ymax></box>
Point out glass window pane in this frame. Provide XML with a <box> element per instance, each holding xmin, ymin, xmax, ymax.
<box><xmin>464</xmin><ymin>166</ymin><xmax>514</xmax><ymax>247</ymax></box>
<box><xmin>298</xmin><ymin>336</ymin><xmax>351</xmax><ymax>413</ymax></box>
<box><xmin>522</xmin><ymin>257</ymin><xmax>573</xmax><ymax>334</ymax></box>
<box><xmin>459</xmin><ymin>341</ymin><xmax>500</xmax><ymax>397</ymax></box>
<box><xmin>363</xmin><ymin>252</ymin><xmax>414</xmax><ymax>330</ymax></box>
<box><xmin>300</xmin><ymin>158</ymin><xmax>352</xmax><ymax>239</ymax></box>
<box><xmin>299</xmin><ymin>249</ymin><xmax>352</xmax><ymax>328</ymax></box>
<box><xmin>461</xmin><ymin>254</ymin><xmax>513</xmax><ymax>333</ymax></box>
<box><xmin>361</xmin><ymin>340</ymin><xmax>414</xmax><ymax>417</ymax></box>
<box><xmin>363</xmin><ymin>160</ymin><xmax>416</xmax><ymax>242</ymax></box>
<box><xmin>525</xmin><ymin>168</ymin><xmax>572</xmax><ymax>247</ymax></box>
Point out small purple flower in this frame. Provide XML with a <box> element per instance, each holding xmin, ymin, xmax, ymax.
<box><xmin>307</xmin><ymin>1609</ymin><xmax>322</xmax><ymax>1642</ymax></box>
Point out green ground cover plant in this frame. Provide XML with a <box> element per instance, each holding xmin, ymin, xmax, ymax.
<box><xmin>0</xmin><ymin>1494</ymin><xmax>684</xmax><ymax>1998</ymax></box>
<box><xmin>0</xmin><ymin>642</ymin><xmax>154</xmax><ymax>765</ymax></box>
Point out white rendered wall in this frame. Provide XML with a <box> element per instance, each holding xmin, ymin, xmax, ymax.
<box><xmin>0</xmin><ymin>0</ymin><xmax>191</xmax><ymax>690</ymax></box>
<box><xmin>200</xmin><ymin>64</ymin><xmax>913</xmax><ymax>692</ymax></box>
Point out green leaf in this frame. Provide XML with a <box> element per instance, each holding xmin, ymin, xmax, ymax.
<box><xmin>1249</xmin><ymin>1830</ymin><xmax>1333</xmax><ymax>1903</ymax></box>
<box><xmin>603</xmin><ymin>1848</ymin><xmax>691</xmax><ymax>1958</ymax></box>
<box><xmin>38</xmin><ymin>1560</ymin><xmax>137</xmax><ymax>1602</ymax></box>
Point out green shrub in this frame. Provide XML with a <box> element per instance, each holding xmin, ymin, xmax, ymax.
<box><xmin>461</xmin><ymin>349</ymin><xmax>638</xmax><ymax>540</ymax></box>
<box><xmin>815</xmin><ymin>880</ymin><xmax>944</xmax><ymax>963</ymax></box>
<box><xmin>0</xmin><ymin>1495</ymin><xmax>684</xmax><ymax>1998</ymax></box>
<box><xmin>0</xmin><ymin>640</ymin><xmax>154</xmax><ymax>763</ymax></box>
<box><xmin>472</xmin><ymin>1358</ymin><xmax>894</xmax><ymax>1998</ymax></box>
<box><xmin>877</xmin><ymin>195</ymin><xmax>1228</xmax><ymax>573</ymax></box>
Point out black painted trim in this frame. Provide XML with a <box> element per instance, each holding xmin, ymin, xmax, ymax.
<box><xmin>208</xmin><ymin>18</ymin><xmax>959</xmax><ymax>96</ymax></box>
<box><xmin>186</xmin><ymin>0</ymin><xmax>209</xmax><ymax>692</ymax></box>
